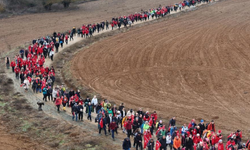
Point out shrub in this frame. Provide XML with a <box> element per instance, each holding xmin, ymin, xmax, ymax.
<box><xmin>61</xmin><ymin>0</ymin><xmax>71</xmax><ymax>8</ymax></box>
<box><xmin>0</xmin><ymin>4</ymin><xmax>5</xmax><ymax>13</ymax></box>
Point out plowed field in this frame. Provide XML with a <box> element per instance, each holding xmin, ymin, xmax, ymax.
<box><xmin>71</xmin><ymin>0</ymin><xmax>250</xmax><ymax>137</ymax></box>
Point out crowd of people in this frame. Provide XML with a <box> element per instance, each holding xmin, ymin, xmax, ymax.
<box><xmin>5</xmin><ymin>0</ymin><xmax>247</xmax><ymax>150</ymax></box>
<box><xmin>4</xmin><ymin>0</ymin><xmax>210</xmax><ymax>96</ymax></box>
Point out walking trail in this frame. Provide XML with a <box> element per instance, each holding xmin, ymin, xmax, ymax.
<box><xmin>5</xmin><ymin>0</ymin><xmax>217</xmax><ymax>145</ymax></box>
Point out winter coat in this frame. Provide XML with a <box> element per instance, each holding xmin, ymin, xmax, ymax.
<box><xmin>185</xmin><ymin>137</ymin><xmax>194</xmax><ymax>148</ymax></box>
<box><xmin>78</xmin><ymin>105</ymin><xmax>83</xmax><ymax>113</ymax></box>
<box><xmin>218</xmin><ymin>143</ymin><xmax>224</xmax><ymax>150</ymax></box>
<box><xmin>173</xmin><ymin>138</ymin><xmax>181</xmax><ymax>149</ymax></box>
<box><xmin>166</xmin><ymin>135</ymin><xmax>172</xmax><ymax>144</ymax></box>
<box><xmin>122</xmin><ymin>138</ymin><xmax>131</xmax><ymax>149</ymax></box>
<box><xmin>135</xmin><ymin>134</ymin><xmax>142</xmax><ymax>143</ymax></box>
<box><xmin>143</xmin><ymin>124</ymin><xmax>150</xmax><ymax>130</ymax></box>
<box><xmin>147</xmin><ymin>141</ymin><xmax>154</xmax><ymax>150</ymax></box>
<box><xmin>159</xmin><ymin>138</ymin><xmax>167</xmax><ymax>148</ymax></box>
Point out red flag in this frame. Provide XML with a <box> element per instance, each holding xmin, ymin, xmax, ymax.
<box><xmin>144</xmin><ymin>131</ymin><xmax>151</xmax><ymax>149</ymax></box>
<box><xmin>156</xmin><ymin>125</ymin><xmax>165</xmax><ymax>136</ymax></box>
<box><xmin>27</xmin><ymin>76</ymin><xmax>32</xmax><ymax>83</ymax></box>
<box><xmin>100</xmin><ymin>118</ymin><xmax>103</xmax><ymax>128</ymax></box>
<box><xmin>144</xmin><ymin>134</ymin><xmax>149</xmax><ymax>149</ymax></box>
<box><xmin>156</xmin><ymin>140</ymin><xmax>161</xmax><ymax>150</ymax></box>
<box><xmin>20</xmin><ymin>83</ymin><xmax>25</xmax><ymax>87</ymax></box>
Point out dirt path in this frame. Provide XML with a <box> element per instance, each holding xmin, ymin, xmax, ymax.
<box><xmin>70</xmin><ymin>0</ymin><xmax>250</xmax><ymax>140</ymax></box>
<box><xmin>4</xmin><ymin>1</ymin><xmax>215</xmax><ymax>148</ymax></box>
<box><xmin>0</xmin><ymin>0</ymin><xmax>183</xmax><ymax>54</ymax></box>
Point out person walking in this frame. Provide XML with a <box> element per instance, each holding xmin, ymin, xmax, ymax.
<box><xmin>173</xmin><ymin>136</ymin><xmax>181</xmax><ymax>150</ymax></box>
<box><xmin>23</xmin><ymin>77</ymin><xmax>30</xmax><ymax>91</ymax></box>
<box><xmin>147</xmin><ymin>138</ymin><xmax>155</xmax><ymax>150</ymax></box>
<box><xmin>126</xmin><ymin>119</ymin><xmax>133</xmax><ymax>138</ymax></box>
<box><xmin>10</xmin><ymin>58</ymin><xmax>16</xmax><ymax>73</ymax></box>
<box><xmin>62</xmin><ymin>95</ymin><xmax>68</xmax><ymax>111</ymax></box>
<box><xmin>123</xmin><ymin>137</ymin><xmax>131</xmax><ymax>150</ymax></box>
<box><xmin>42</xmin><ymin>86</ymin><xmax>48</xmax><ymax>101</ymax></box>
<box><xmin>5</xmin><ymin>56</ymin><xmax>10</xmax><ymax>69</ymax></box>
<box><xmin>72</xmin><ymin>103</ymin><xmax>78</xmax><ymax>121</ymax></box>
<box><xmin>91</xmin><ymin>95</ymin><xmax>98</xmax><ymax>112</ymax></box>
<box><xmin>99</xmin><ymin>116</ymin><xmax>107</xmax><ymax>135</ymax></box>
<box><xmin>135</xmin><ymin>132</ymin><xmax>143</xmax><ymax>150</ymax></box>
<box><xmin>110</xmin><ymin>120</ymin><xmax>117</xmax><ymax>141</ymax></box>
<box><xmin>166</xmin><ymin>133</ymin><xmax>172</xmax><ymax>150</ymax></box>
<box><xmin>159</xmin><ymin>136</ymin><xmax>167</xmax><ymax>150</ymax></box>
<box><xmin>78</xmin><ymin>103</ymin><xmax>84</xmax><ymax>121</ymax></box>
<box><xmin>86</xmin><ymin>102</ymin><xmax>92</xmax><ymax>121</ymax></box>
<box><xmin>49</xmin><ymin>49</ymin><xmax>54</xmax><ymax>61</ymax></box>
<box><xmin>55</xmin><ymin>96</ymin><xmax>62</xmax><ymax>113</ymax></box>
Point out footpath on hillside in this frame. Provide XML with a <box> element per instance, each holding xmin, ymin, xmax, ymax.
<box><xmin>5</xmin><ymin>0</ymin><xmax>218</xmax><ymax>146</ymax></box>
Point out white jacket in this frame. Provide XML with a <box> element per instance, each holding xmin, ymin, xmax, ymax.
<box><xmin>91</xmin><ymin>97</ymin><xmax>98</xmax><ymax>105</ymax></box>
<box><xmin>166</xmin><ymin>135</ymin><xmax>172</xmax><ymax>144</ymax></box>
<box><xmin>23</xmin><ymin>79</ymin><xmax>29</xmax><ymax>89</ymax></box>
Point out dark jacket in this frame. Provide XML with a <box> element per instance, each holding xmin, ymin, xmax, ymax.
<box><xmin>185</xmin><ymin>137</ymin><xmax>194</xmax><ymax>148</ymax></box>
<box><xmin>135</xmin><ymin>134</ymin><xmax>142</xmax><ymax>143</ymax></box>
<box><xmin>72</xmin><ymin>104</ymin><xmax>78</xmax><ymax>113</ymax></box>
<box><xmin>169</xmin><ymin>118</ymin><xmax>176</xmax><ymax>127</ymax></box>
<box><xmin>78</xmin><ymin>105</ymin><xmax>83</xmax><ymax>113</ymax></box>
<box><xmin>133</xmin><ymin>120</ymin><xmax>141</xmax><ymax>129</ymax></box>
<box><xmin>160</xmin><ymin>138</ymin><xmax>167</xmax><ymax>148</ymax></box>
<box><xmin>198</xmin><ymin>123</ymin><xmax>206</xmax><ymax>133</ymax></box>
<box><xmin>147</xmin><ymin>141</ymin><xmax>154</xmax><ymax>150</ymax></box>
<box><xmin>122</xmin><ymin>138</ymin><xmax>131</xmax><ymax>149</ymax></box>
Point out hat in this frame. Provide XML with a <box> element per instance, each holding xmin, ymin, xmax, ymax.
<box><xmin>200</xmin><ymin>120</ymin><xmax>204</xmax><ymax>123</ymax></box>
<box><xmin>219</xmin><ymin>139</ymin><xmax>222</xmax><ymax>143</ymax></box>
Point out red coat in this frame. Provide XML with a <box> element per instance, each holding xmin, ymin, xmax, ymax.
<box><xmin>14</xmin><ymin>67</ymin><xmax>20</xmax><ymax>73</ymax></box>
<box><xmin>218</xmin><ymin>143</ymin><xmax>224</xmax><ymax>150</ymax></box>
<box><xmin>110</xmin><ymin>122</ymin><xmax>117</xmax><ymax>130</ymax></box>
<box><xmin>226</xmin><ymin>141</ymin><xmax>235</xmax><ymax>150</ymax></box>
<box><xmin>55</xmin><ymin>98</ymin><xmax>62</xmax><ymax>106</ymax></box>
<box><xmin>193</xmin><ymin>136</ymin><xmax>202</xmax><ymax>144</ymax></box>
<box><xmin>11</xmin><ymin>61</ymin><xmax>16</xmax><ymax>67</ymax></box>
<box><xmin>126</xmin><ymin>121</ymin><xmax>133</xmax><ymax>130</ymax></box>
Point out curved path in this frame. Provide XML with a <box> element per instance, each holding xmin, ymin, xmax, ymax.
<box><xmin>71</xmin><ymin>0</ymin><xmax>250</xmax><ymax>138</ymax></box>
<box><xmin>5</xmin><ymin>1</ymin><xmax>220</xmax><ymax>148</ymax></box>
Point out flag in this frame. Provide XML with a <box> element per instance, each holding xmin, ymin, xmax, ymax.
<box><xmin>155</xmin><ymin>125</ymin><xmax>165</xmax><ymax>136</ymax></box>
<box><xmin>27</xmin><ymin>76</ymin><xmax>32</xmax><ymax>83</ymax></box>
<box><xmin>20</xmin><ymin>83</ymin><xmax>25</xmax><ymax>87</ymax></box>
<box><xmin>100</xmin><ymin>118</ymin><xmax>103</xmax><ymax>128</ymax></box>
<box><xmin>144</xmin><ymin>131</ymin><xmax>150</xmax><ymax>149</ymax></box>
<box><xmin>156</xmin><ymin>140</ymin><xmax>161</xmax><ymax>150</ymax></box>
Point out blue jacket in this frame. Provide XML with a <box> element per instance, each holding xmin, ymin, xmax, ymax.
<box><xmin>42</xmin><ymin>88</ymin><xmax>47</xmax><ymax>95</ymax></box>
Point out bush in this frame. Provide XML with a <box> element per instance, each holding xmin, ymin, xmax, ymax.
<box><xmin>0</xmin><ymin>4</ymin><xmax>5</xmax><ymax>13</ymax></box>
<box><xmin>61</xmin><ymin>0</ymin><xmax>71</xmax><ymax>8</ymax></box>
<box><xmin>42</xmin><ymin>0</ymin><xmax>55</xmax><ymax>10</ymax></box>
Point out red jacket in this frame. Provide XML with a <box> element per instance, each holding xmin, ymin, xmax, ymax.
<box><xmin>110</xmin><ymin>122</ymin><xmax>117</xmax><ymax>130</ymax></box>
<box><xmin>55</xmin><ymin>98</ymin><xmax>62</xmax><ymax>106</ymax></box>
<box><xmin>126</xmin><ymin>121</ymin><xmax>133</xmax><ymax>130</ymax></box>
<box><xmin>226</xmin><ymin>141</ymin><xmax>235</xmax><ymax>150</ymax></box>
<box><xmin>14</xmin><ymin>67</ymin><xmax>20</xmax><ymax>73</ymax></box>
<box><xmin>218</xmin><ymin>143</ymin><xmax>224</xmax><ymax>150</ymax></box>
<box><xmin>11</xmin><ymin>61</ymin><xmax>16</xmax><ymax>67</ymax></box>
<box><xmin>193</xmin><ymin>136</ymin><xmax>202</xmax><ymax>144</ymax></box>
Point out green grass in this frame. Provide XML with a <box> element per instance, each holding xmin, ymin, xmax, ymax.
<box><xmin>22</xmin><ymin>121</ymin><xmax>32</xmax><ymax>132</ymax></box>
<box><xmin>0</xmin><ymin>101</ymin><xmax>6</xmax><ymax>107</ymax></box>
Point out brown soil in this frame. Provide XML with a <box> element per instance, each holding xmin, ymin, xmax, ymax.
<box><xmin>0</xmin><ymin>126</ymin><xmax>43</xmax><ymax>150</ymax></box>
<box><xmin>0</xmin><ymin>0</ymin><xmax>180</xmax><ymax>53</ymax></box>
<box><xmin>71</xmin><ymin>0</ymin><xmax>250</xmax><ymax>139</ymax></box>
